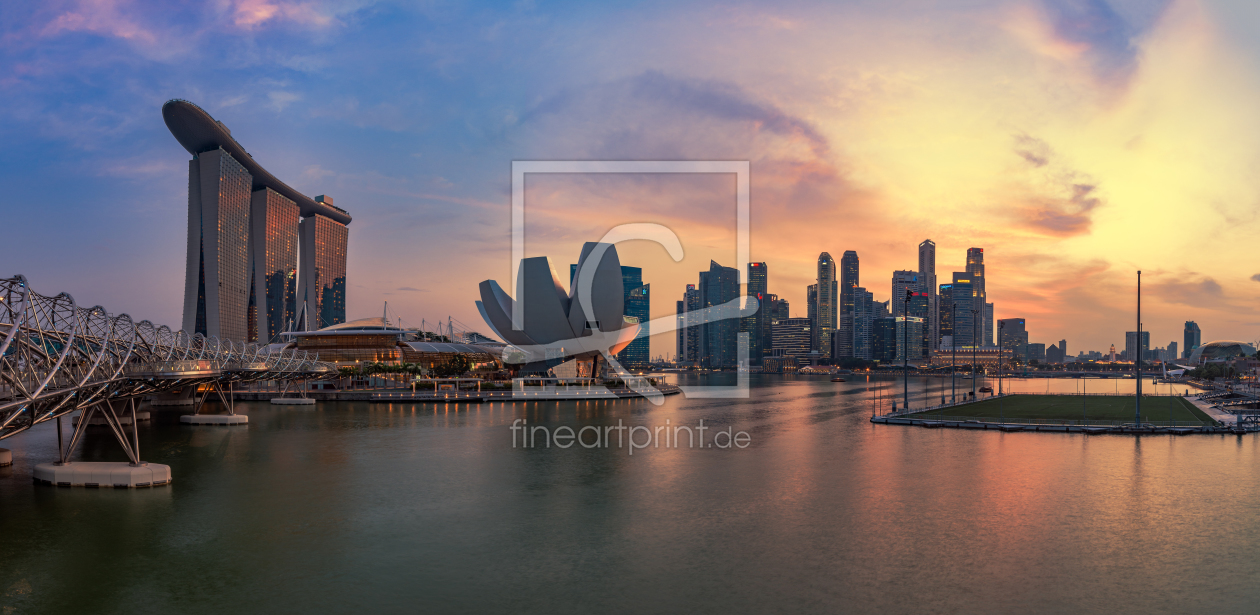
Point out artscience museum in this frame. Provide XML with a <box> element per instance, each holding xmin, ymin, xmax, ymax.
<box><xmin>477</xmin><ymin>243</ymin><xmax>641</xmax><ymax>377</ymax></box>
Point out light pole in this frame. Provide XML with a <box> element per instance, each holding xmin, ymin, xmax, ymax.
<box><xmin>998</xmin><ymin>320</ymin><xmax>1005</xmax><ymax>421</ymax></box>
<box><xmin>904</xmin><ymin>289</ymin><xmax>911</xmax><ymax>412</ymax></box>
<box><xmin>1136</xmin><ymin>271</ymin><xmax>1142</xmax><ymax>426</ymax></box>
<box><xmin>951</xmin><ymin>302</ymin><xmax>957</xmax><ymax>404</ymax></box>
<box><xmin>971</xmin><ymin>308</ymin><xmax>979</xmax><ymax>398</ymax></box>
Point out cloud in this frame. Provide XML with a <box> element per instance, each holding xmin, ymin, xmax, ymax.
<box><xmin>1149</xmin><ymin>275</ymin><xmax>1225</xmax><ymax>306</ymax></box>
<box><xmin>267</xmin><ymin>90</ymin><xmax>301</xmax><ymax>111</ymax></box>
<box><xmin>397</xmin><ymin>287</ymin><xmax>427</xmax><ymax>292</ymax></box>
<box><xmin>229</xmin><ymin>0</ymin><xmax>336</xmax><ymax>30</ymax></box>
<box><xmin>1014</xmin><ymin>134</ymin><xmax>1051</xmax><ymax>167</ymax></box>
<box><xmin>1250</xmin><ymin>274</ymin><xmax>1260</xmax><ymax>282</ymax></box>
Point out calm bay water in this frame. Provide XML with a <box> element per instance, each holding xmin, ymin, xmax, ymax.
<box><xmin>2</xmin><ymin>374</ymin><xmax>1258</xmax><ymax>614</ymax></box>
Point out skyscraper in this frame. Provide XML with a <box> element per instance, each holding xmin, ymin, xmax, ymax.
<box><xmin>166</xmin><ymin>100</ymin><xmax>351</xmax><ymax>341</ymax></box>
<box><xmin>966</xmin><ymin>248</ymin><xmax>988</xmax><ymax>345</ymax></box>
<box><xmin>997</xmin><ymin>318</ymin><xmax>1028</xmax><ymax>358</ymax></box>
<box><xmin>250</xmin><ymin>187</ymin><xmax>299</xmax><ymax>343</ymax></box>
<box><xmin>949</xmin><ymin>273</ymin><xmax>976</xmax><ymax>348</ymax></box>
<box><xmin>816</xmin><ymin>253</ymin><xmax>837</xmax><ymax>358</ymax></box>
<box><xmin>699</xmin><ymin>261</ymin><xmax>740</xmax><ymax>368</ymax></box>
<box><xmin>772</xmin><ymin>318</ymin><xmax>813</xmax><ymax>361</ymax></box>
<box><xmin>1125</xmin><ymin>331</ymin><xmax>1150</xmax><ymax>363</ymax></box>
<box><xmin>853</xmin><ymin>287</ymin><xmax>874</xmax><ymax>360</ymax></box>
<box><xmin>918</xmin><ymin>240</ymin><xmax>937</xmax><ymax>350</ymax></box>
<box><xmin>985</xmin><ymin>302</ymin><xmax>994</xmax><ymax>347</ymax></box>
<box><xmin>1169</xmin><ymin>341</ymin><xmax>1178</xmax><ymax>361</ymax></box>
<box><xmin>676</xmin><ymin>299</ymin><xmax>686</xmax><ymax>363</ymax></box>
<box><xmin>890</xmin><ymin>271</ymin><xmax>918</xmax><ymax>317</ymax></box>
<box><xmin>807</xmin><ymin>283</ymin><xmax>818</xmax><ymax>350</ymax></box>
<box><xmin>299</xmin><ymin>206</ymin><xmax>349</xmax><ymax>330</ymax></box>
<box><xmin>681</xmin><ymin>284</ymin><xmax>700</xmax><ymax>363</ymax></box>
<box><xmin>938</xmin><ymin>283</ymin><xmax>954</xmax><ymax>346</ymax></box>
<box><xmin>617</xmin><ymin>266</ymin><xmax>650</xmax><ymax>368</ymax></box>
<box><xmin>742</xmin><ymin>262</ymin><xmax>768</xmax><ymax>365</ymax></box>
<box><xmin>840</xmin><ymin>250</ymin><xmax>860</xmax><ymax>319</ymax></box>
<box><xmin>1184</xmin><ymin>321</ymin><xmax>1201</xmax><ymax>358</ymax></box>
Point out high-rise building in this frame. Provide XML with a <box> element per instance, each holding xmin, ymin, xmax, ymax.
<box><xmin>966</xmin><ymin>248</ymin><xmax>988</xmax><ymax>345</ymax></box>
<box><xmin>1183</xmin><ymin>321</ymin><xmax>1201</xmax><ymax>358</ymax></box>
<box><xmin>918</xmin><ymin>240</ymin><xmax>937</xmax><ymax>351</ymax></box>
<box><xmin>676</xmin><ymin>299</ymin><xmax>686</xmax><ymax>363</ymax></box>
<box><xmin>769</xmin><ymin>294</ymin><xmax>790</xmax><ymax>321</ymax></box>
<box><xmin>816</xmin><ymin>253</ymin><xmax>837</xmax><ymax>358</ymax></box>
<box><xmin>938</xmin><ymin>283</ymin><xmax>954</xmax><ymax>346</ymax></box>
<box><xmin>840</xmin><ymin>250</ymin><xmax>859</xmax><ymax>318</ymax></box>
<box><xmin>617</xmin><ymin>266</ymin><xmax>650</xmax><ymax>368</ymax></box>
<box><xmin>1058</xmin><ymin>339</ymin><xmax>1066</xmax><ymax>358</ymax></box>
<box><xmin>1027</xmin><ymin>343</ymin><xmax>1046</xmax><ymax>363</ymax></box>
<box><xmin>873</xmin><ymin>318</ymin><xmax>897</xmax><ymax>362</ymax></box>
<box><xmin>985</xmin><ymin>303</ymin><xmax>995</xmax><ymax>346</ymax></box>
<box><xmin>948</xmin><ymin>274</ymin><xmax>976</xmax><ymax>348</ymax></box>
<box><xmin>1169</xmin><ymin>341</ymin><xmax>1178</xmax><ymax>361</ymax></box>
<box><xmin>249</xmin><ymin>187</ymin><xmax>300</xmax><ymax>343</ymax></box>
<box><xmin>742</xmin><ymin>262</ymin><xmax>768</xmax><ymax>365</ymax></box>
<box><xmin>1046</xmin><ymin>342</ymin><xmax>1064</xmax><ymax>364</ymax></box>
<box><xmin>890</xmin><ymin>271</ymin><xmax>918</xmax><ymax>317</ymax></box>
<box><xmin>699</xmin><ymin>261</ymin><xmax>740</xmax><ymax>368</ymax></box>
<box><xmin>895</xmin><ymin>317</ymin><xmax>925</xmax><ymax>362</ymax></box>
<box><xmin>807</xmin><ymin>284</ymin><xmax>818</xmax><ymax>349</ymax></box>
<box><xmin>1125</xmin><ymin>331</ymin><xmax>1150</xmax><ymax>364</ymax></box>
<box><xmin>680</xmin><ymin>285</ymin><xmax>700</xmax><ymax>363</ymax></box>
<box><xmin>166</xmin><ymin>100</ymin><xmax>351</xmax><ymax>341</ymax></box>
<box><xmin>853</xmin><ymin>287</ymin><xmax>874</xmax><ymax>360</ymax></box>
<box><xmin>182</xmin><ymin>147</ymin><xmax>253</xmax><ymax>342</ymax></box>
<box><xmin>298</xmin><ymin>208</ymin><xmax>349</xmax><ymax>330</ymax></box>
<box><xmin>997</xmin><ymin>318</ymin><xmax>1028</xmax><ymax>358</ymax></box>
<box><xmin>772</xmin><ymin>318</ymin><xmax>813</xmax><ymax>361</ymax></box>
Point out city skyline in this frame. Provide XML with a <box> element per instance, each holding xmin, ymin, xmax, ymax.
<box><xmin>6</xmin><ymin>1</ymin><xmax>1260</xmax><ymax>359</ymax></box>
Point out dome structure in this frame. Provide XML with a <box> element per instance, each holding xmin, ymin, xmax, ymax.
<box><xmin>1188</xmin><ymin>340</ymin><xmax>1257</xmax><ymax>363</ymax></box>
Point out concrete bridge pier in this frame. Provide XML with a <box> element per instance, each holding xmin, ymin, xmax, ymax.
<box><xmin>181</xmin><ymin>381</ymin><xmax>248</xmax><ymax>425</ymax></box>
<box><xmin>34</xmin><ymin>398</ymin><xmax>172</xmax><ymax>488</ymax></box>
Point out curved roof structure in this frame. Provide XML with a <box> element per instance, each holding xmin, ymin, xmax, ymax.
<box><xmin>1189</xmin><ymin>340</ymin><xmax>1257</xmax><ymax>363</ymax></box>
<box><xmin>162</xmin><ymin>99</ymin><xmax>351</xmax><ymax>225</ymax></box>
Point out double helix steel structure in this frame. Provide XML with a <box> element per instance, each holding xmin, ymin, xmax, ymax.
<box><xmin>0</xmin><ymin>275</ymin><xmax>336</xmax><ymax>443</ymax></box>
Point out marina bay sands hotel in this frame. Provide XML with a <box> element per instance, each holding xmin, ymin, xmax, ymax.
<box><xmin>163</xmin><ymin>99</ymin><xmax>351</xmax><ymax>343</ymax></box>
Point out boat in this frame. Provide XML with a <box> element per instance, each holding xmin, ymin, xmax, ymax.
<box><xmin>831</xmin><ymin>377</ymin><xmax>846</xmax><ymax>382</ymax></box>
<box><xmin>978</xmin><ymin>386</ymin><xmax>993</xmax><ymax>393</ymax></box>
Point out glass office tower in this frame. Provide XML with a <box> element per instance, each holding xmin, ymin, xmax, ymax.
<box><xmin>617</xmin><ymin>266</ymin><xmax>650</xmax><ymax>368</ymax></box>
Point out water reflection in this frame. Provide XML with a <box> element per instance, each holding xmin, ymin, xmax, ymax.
<box><xmin>0</xmin><ymin>375</ymin><xmax>1257</xmax><ymax>614</ymax></box>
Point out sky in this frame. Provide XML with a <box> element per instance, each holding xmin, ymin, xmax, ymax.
<box><xmin>4</xmin><ymin>0</ymin><xmax>1260</xmax><ymax>359</ymax></box>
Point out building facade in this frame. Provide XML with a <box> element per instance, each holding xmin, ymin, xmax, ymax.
<box><xmin>772</xmin><ymin>318</ymin><xmax>813</xmax><ymax>361</ymax></box>
<box><xmin>166</xmin><ymin>99</ymin><xmax>351</xmax><ymax>342</ymax></box>
<box><xmin>1125</xmin><ymin>331</ymin><xmax>1151</xmax><ymax>364</ymax></box>
<box><xmin>1184</xmin><ymin>321</ymin><xmax>1201</xmax><ymax>358</ymax></box>
<box><xmin>815</xmin><ymin>253</ymin><xmax>838</xmax><ymax>358</ymax></box>
<box><xmin>250</xmin><ymin>187</ymin><xmax>299</xmax><ymax>343</ymax></box>
<box><xmin>615</xmin><ymin>266</ymin><xmax>650</xmax><ymax>368</ymax></box>
<box><xmin>918</xmin><ymin>240</ymin><xmax>937</xmax><ymax>352</ymax></box>
<box><xmin>700</xmin><ymin>261</ymin><xmax>740</xmax><ymax>368</ymax></box>
<box><xmin>742</xmin><ymin>262</ymin><xmax>769</xmax><ymax>365</ymax></box>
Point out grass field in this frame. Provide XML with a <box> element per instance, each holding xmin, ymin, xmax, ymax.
<box><xmin>912</xmin><ymin>394</ymin><xmax>1217</xmax><ymax>425</ymax></box>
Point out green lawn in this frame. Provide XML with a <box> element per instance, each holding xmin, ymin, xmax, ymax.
<box><xmin>912</xmin><ymin>394</ymin><xmax>1216</xmax><ymax>425</ymax></box>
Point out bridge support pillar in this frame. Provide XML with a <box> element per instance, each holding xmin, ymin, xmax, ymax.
<box><xmin>36</xmin><ymin>398</ymin><xmax>172</xmax><ymax>488</ymax></box>
<box><xmin>182</xmin><ymin>381</ymin><xmax>248</xmax><ymax>425</ymax></box>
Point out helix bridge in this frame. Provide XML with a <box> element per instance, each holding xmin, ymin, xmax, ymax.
<box><xmin>0</xmin><ymin>275</ymin><xmax>336</xmax><ymax>484</ymax></box>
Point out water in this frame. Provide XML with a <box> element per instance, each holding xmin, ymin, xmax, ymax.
<box><xmin>2</xmin><ymin>375</ymin><xmax>1258</xmax><ymax>614</ymax></box>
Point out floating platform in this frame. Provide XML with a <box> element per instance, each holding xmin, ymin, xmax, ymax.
<box><xmin>180</xmin><ymin>414</ymin><xmax>248</xmax><ymax>425</ymax></box>
<box><xmin>32</xmin><ymin>461</ymin><xmax>171</xmax><ymax>488</ymax></box>
<box><xmin>0</xmin><ymin>448</ymin><xmax>11</xmax><ymax>467</ymax></box>
<box><xmin>270</xmin><ymin>398</ymin><xmax>316</xmax><ymax>405</ymax></box>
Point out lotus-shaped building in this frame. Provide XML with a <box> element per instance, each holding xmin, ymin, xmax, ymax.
<box><xmin>477</xmin><ymin>243</ymin><xmax>640</xmax><ymax>376</ymax></box>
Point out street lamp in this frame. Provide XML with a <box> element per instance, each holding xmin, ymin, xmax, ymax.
<box><xmin>904</xmin><ymin>288</ymin><xmax>911</xmax><ymax>412</ymax></box>
<box><xmin>971</xmin><ymin>308</ymin><xmax>979</xmax><ymax>398</ymax></box>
